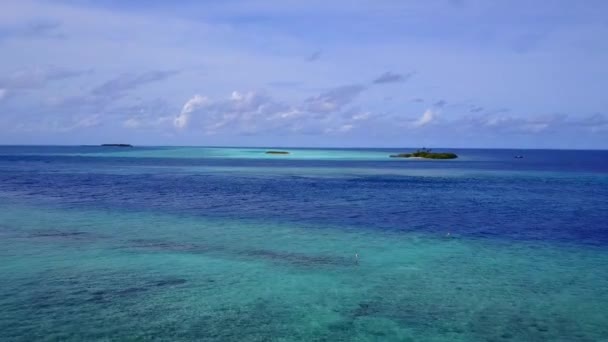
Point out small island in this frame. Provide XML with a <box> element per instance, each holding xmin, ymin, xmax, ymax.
<box><xmin>265</xmin><ymin>150</ymin><xmax>290</xmax><ymax>155</ymax></box>
<box><xmin>390</xmin><ymin>148</ymin><xmax>457</xmax><ymax>159</ymax></box>
<box><xmin>101</xmin><ymin>144</ymin><xmax>133</xmax><ymax>147</ymax></box>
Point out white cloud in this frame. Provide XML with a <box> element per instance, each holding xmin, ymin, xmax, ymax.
<box><xmin>173</xmin><ymin>89</ymin><xmax>378</xmax><ymax>136</ymax></box>
<box><xmin>174</xmin><ymin>94</ymin><xmax>210</xmax><ymax>129</ymax></box>
<box><xmin>174</xmin><ymin>91</ymin><xmax>289</xmax><ymax>134</ymax></box>
<box><xmin>413</xmin><ymin>109</ymin><xmax>436</xmax><ymax>127</ymax></box>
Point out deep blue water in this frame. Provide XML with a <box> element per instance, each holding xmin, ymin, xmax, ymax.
<box><xmin>1</xmin><ymin>146</ymin><xmax>607</xmax><ymax>245</ymax></box>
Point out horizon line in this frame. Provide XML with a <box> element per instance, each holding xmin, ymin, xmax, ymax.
<box><xmin>0</xmin><ymin>144</ymin><xmax>607</xmax><ymax>151</ymax></box>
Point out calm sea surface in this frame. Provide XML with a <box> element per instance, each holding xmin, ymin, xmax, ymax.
<box><xmin>1</xmin><ymin>146</ymin><xmax>607</xmax><ymax>341</ymax></box>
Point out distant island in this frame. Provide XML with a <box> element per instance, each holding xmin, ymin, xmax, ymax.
<box><xmin>101</xmin><ymin>144</ymin><xmax>133</xmax><ymax>147</ymax></box>
<box><xmin>390</xmin><ymin>148</ymin><xmax>457</xmax><ymax>159</ymax></box>
<box><xmin>265</xmin><ymin>150</ymin><xmax>290</xmax><ymax>155</ymax></box>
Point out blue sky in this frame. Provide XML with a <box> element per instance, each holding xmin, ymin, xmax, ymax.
<box><xmin>0</xmin><ymin>0</ymin><xmax>607</xmax><ymax>148</ymax></box>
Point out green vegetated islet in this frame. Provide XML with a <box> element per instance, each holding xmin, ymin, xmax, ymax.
<box><xmin>390</xmin><ymin>148</ymin><xmax>457</xmax><ymax>159</ymax></box>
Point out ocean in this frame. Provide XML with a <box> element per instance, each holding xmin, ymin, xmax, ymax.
<box><xmin>1</xmin><ymin>146</ymin><xmax>607</xmax><ymax>341</ymax></box>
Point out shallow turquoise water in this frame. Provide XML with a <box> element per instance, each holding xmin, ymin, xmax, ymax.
<box><xmin>0</xmin><ymin>146</ymin><xmax>607</xmax><ymax>341</ymax></box>
<box><xmin>1</xmin><ymin>203</ymin><xmax>607</xmax><ymax>341</ymax></box>
<box><xmin>80</xmin><ymin>147</ymin><xmax>399</xmax><ymax>161</ymax></box>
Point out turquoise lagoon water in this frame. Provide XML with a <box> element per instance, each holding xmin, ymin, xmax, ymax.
<box><xmin>0</xmin><ymin>146</ymin><xmax>607</xmax><ymax>341</ymax></box>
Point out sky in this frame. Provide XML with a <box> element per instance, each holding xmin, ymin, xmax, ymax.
<box><xmin>0</xmin><ymin>0</ymin><xmax>607</xmax><ymax>148</ymax></box>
